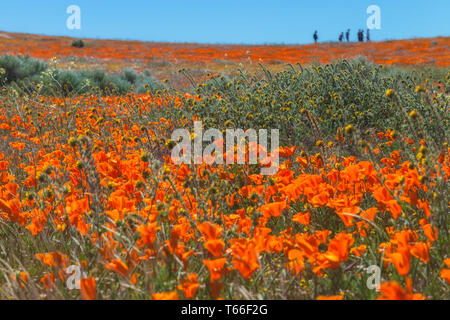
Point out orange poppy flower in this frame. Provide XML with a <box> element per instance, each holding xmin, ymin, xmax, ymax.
<box><xmin>286</xmin><ymin>249</ymin><xmax>305</xmax><ymax>275</ymax></box>
<box><xmin>105</xmin><ymin>258</ymin><xmax>129</xmax><ymax>277</ymax></box>
<box><xmin>387</xmin><ymin>248</ymin><xmax>411</xmax><ymax>277</ymax></box>
<box><xmin>422</xmin><ymin>223</ymin><xmax>438</xmax><ymax>242</ymax></box>
<box><xmin>178</xmin><ymin>273</ymin><xmax>200</xmax><ymax>299</ymax></box>
<box><xmin>320</xmin><ymin>232</ymin><xmax>354</xmax><ymax>269</ymax></box>
<box><xmin>136</xmin><ymin>222</ymin><xmax>161</xmax><ymax>248</ymax></box>
<box><xmin>0</xmin><ymin>198</ymin><xmax>12</xmax><ymax>214</ymax></box>
<box><xmin>40</xmin><ymin>273</ymin><xmax>56</xmax><ymax>290</ymax></box>
<box><xmin>36</xmin><ymin>252</ymin><xmax>70</xmax><ymax>269</ymax></box>
<box><xmin>152</xmin><ymin>290</ymin><xmax>179</xmax><ymax>300</ymax></box>
<box><xmin>350</xmin><ymin>245</ymin><xmax>367</xmax><ymax>257</ymax></box>
<box><xmin>377</xmin><ymin>278</ymin><xmax>425</xmax><ymax>300</ymax></box>
<box><xmin>317</xmin><ymin>295</ymin><xmax>343</xmax><ymax>300</ymax></box>
<box><xmin>198</xmin><ymin>222</ymin><xmax>222</xmax><ymax>241</ymax></box>
<box><xmin>80</xmin><ymin>277</ymin><xmax>97</xmax><ymax>300</ymax></box>
<box><xmin>278</xmin><ymin>146</ymin><xmax>296</xmax><ymax>157</ymax></box>
<box><xmin>259</xmin><ymin>201</ymin><xmax>287</xmax><ymax>218</ymax></box>
<box><xmin>204</xmin><ymin>239</ymin><xmax>225</xmax><ymax>257</ymax></box>
<box><xmin>410</xmin><ymin>242</ymin><xmax>430</xmax><ymax>263</ymax></box>
<box><xmin>230</xmin><ymin>241</ymin><xmax>260</xmax><ymax>279</ymax></box>
<box><xmin>203</xmin><ymin>258</ymin><xmax>228</xmax><ymax>282</ymax></box>
<box><xmin>440</xmin><ymin>269</ymin><xmax>450</xmax><ymax>284</ymax></box>
<box><xmin>292</xmin><ymin>211</ymin><xmax>311</xmax><ymax>225</ymax></box>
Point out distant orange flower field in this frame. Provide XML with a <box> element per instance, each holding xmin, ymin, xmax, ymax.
<box><xmin>1</xmin><ymin>31</ymin><xmax>449</xmax><ymax>67</ymax></box>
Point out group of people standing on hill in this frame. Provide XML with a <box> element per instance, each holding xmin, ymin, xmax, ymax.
<box><xmin>356</xmin><ymin>29</ymin><xmax>370</xmax><ymax>42</ymax></box>
<box><xmin>313</xmin><ymin>29</ymin><xmax>370</xmax><ymax>43</ymax></box>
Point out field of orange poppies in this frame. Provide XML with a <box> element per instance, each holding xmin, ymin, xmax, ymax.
<box><xmin>0</xmin><ymin>32</ymin><xmax>449</xmax><ymax>300</ymax></box>
<box><xmin>1</xmin><ymin>31</ymin><xmax>449</xmax><ymax>86</ymax></box>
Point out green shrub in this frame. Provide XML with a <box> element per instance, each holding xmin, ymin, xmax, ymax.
<box><xmin>0</xmin><ymin>55</ymin><xmax>47</xmax><ymax>84</ymax></box>
<box><xmin>122</xmin><ymin>69</ymin><xmax>138</xmax><ymax>83</ymax></box>
<box><xmin>0</xmin><ymin>55</ymin><xmax>164</xmax><ymax>96</ymax></box>
<box><xmin>184</xmin><ymin>58</ymin><xmax>449</xmax><ymax>147</ymax></box>
<box><xmin>71</xmin><ymin>39</ymin><xmax>85</xmax><ymax>48</ymax></box>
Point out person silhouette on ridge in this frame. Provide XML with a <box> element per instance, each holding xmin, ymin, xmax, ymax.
<box><xmin>357</xmin><ymin>29</ymin><xmax>364</xmax><ymax>42</ymax></box>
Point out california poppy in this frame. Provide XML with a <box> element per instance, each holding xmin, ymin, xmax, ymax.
<box><xmin>80</xmin><ymin>277</ymin><xmax>97</xmax><ymax>300</ymax></box>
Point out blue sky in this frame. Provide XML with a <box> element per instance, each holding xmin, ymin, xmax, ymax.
<box><xmin>0</xmin><ymin>0</ymin><xmax>448</xmax><ymax>44</ymax></box>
